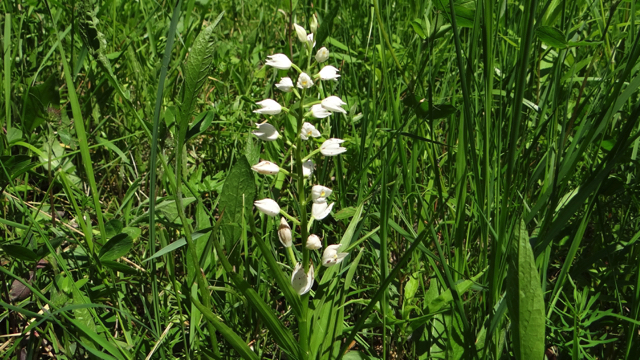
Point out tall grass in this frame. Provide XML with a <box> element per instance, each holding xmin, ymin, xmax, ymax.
<box><xmin>1</xmin><ymin>0</ymin><xmax>640</xmax><ymax>359</ymax></box>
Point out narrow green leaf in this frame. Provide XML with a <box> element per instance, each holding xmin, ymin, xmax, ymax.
<box><xmin>2</xmin><ymin>244</ymin><xmax>39</xmax><ymax>262</ymax></box>
<box><xmin>506</xmin><ymin>219</ymin><xmax>545</xmax><ymax>360</ymax></box>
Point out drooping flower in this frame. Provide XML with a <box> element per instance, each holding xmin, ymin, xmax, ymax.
<box><xmin>310</xmin><ymin>14</ymin><xmax>318</xmax><ymax>34</ymax></box>
<box><xmin>293</xmin><ymin>23</ymin><xmax>307</xmax><ymax>43</ymax></box>
<box><xmin>278</xmin><ymin>217</ymin><xmax>293</xmax><ymax>247</ymax></box>
<box><xmin>310</xmin><ymin>104</ymin><xmax>331</xmax><ymax>119</ymax></box>
<box><xmin>321</xmin><ymin>96</ymin><xmax>347</xmax><ymax>114</ymax></box>
<box><xmin>254</xmin><ymin>199</ymin><xmax>280</xmax><ymax>217</ymax></box>
<box><xmin>297</xmin><ymin>72</ymin><xmax>314</xmax><ymax>89</ymax></box>
<box><xmin>302</xmin><ymin>160</ymin><xmax>315</xmax><ymax>177</ymax></box>
<box><xmin>291</xmin><ymin>263</ymin><xmax>314</xmax><ymax>295</ymax></box>
<box><xmin>300</xmin><ymin>122</ymin><xmax>321</xmax><ymax>140</ymax></box>
<box><xmin>311</xmin><ymin>202</ymin><xmax>334</xmax><ymax>220</ymax></box>
<box><xmin>320</xmin><ymin>138</ymin><xmax>347</xmax><ymax>156</ymax></box>
<box><xmin>254</xmin><ymin>99</ymin><xmax>282</xmax><ymax>115</ymax></box>
<box><xmin>252</xmin><ymin>122</ymin><xmax>279</xmax><ymax>141</ymax></box>
<box><xmin>315</xmin><ymin>47</ymin><xmax>330</xmax><ymax>63</ymax></box>
<box><xmin>265</xmin><ymin>54</ymin><xmax>293</xmax><ymax>70</ymax></box>
<box><xmin>319</xmin><ymin>65</ymin><xmax>340</xmax><ymax>81</ymax></box>
<box><xmin>276</xmin><ymin>77</ymin><xmax>294</xmax><ymax>92</ymax></box>
<box><xmin>322</xmin><ymin>244</ymin><xmax>348</xmax><ymax>267</ymax></box>
<box><xmin>306</xmin><ymin>234</ymin><xmax>322</xmax><ymax>250</ymax></box>
<box><xmin>311</xmin><ymin>185</ymin><xmax>332</xmax><ymax>203</ymax></box>
<box><xmin>251</xmin><ymin>161</ymin><xmax>280</xmax><ymax>175</ymax></box>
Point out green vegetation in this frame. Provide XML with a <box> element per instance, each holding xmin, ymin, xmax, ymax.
<box><xmin>1</xmin><ymin>0</ymin><xmax>640</xmax><ymax>359</ymax></box>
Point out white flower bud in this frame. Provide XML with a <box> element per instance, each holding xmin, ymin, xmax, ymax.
<box><xmin>265</xmin><ymin>54</ymin><xmax>292</xmax><ymax>70</ymax></box>
<box><xmin>321</xmin><ymin>96</ymin><xmax>347</xmax><ymax>114</ymax></box>
<box><xmin>254</xmin><ymin>99</ymin><xmax>282</xmax><ymax>115</ymax></box>
<box><xmin>310</xmin><ymin>14</ymin><xmax>318</xmax><ymax>34</ymax></box>
<box><xmin>310</xmin><ymin>104</ymin><xmax>331</xmax><ymax>119</ymax></box>
<box><xmin>293</xmin><ymin>23</ymin><xmax>307</xmax><ymax>43</ymax></box>
<box><xmin>315</xmin><ymin>47</ymin><xmax>330</xmax><ymax>63</ymax></box>
<box><xmin>307</xmin><ymin>33</ymin><xmax>316</xmax><ymax>47</ymax></box>
<box><xmin>251</xmin><ymin>161</ymin><xmax>280</xmax><ymax>175</ymax></box>
<box><xmin>276</xmin><ymin>77</ymin><xmax>294</xmax><ymax>92</ymax></box>
<box><xmin>252</xmin><ymin>122</ymin><xmax>279</xmax><ymax>141</ymax></box>
<box><xmin>306</xmin><ymin>234</ymin><xmax>322</xmax><ymax>250</ymax></box>
<box><xmin>278</xmin><ymin>217</ymin><xmax>293</xmax><ymax>247</ymax></box>
<box><xmin>303</xmin><ymin>160</ymin><xmax>315</xmax><ymax>177</ymax></box>
<box><xmin>319</xmin><ymin>65</ymin><xmax>340</xmax><ymax>81</ymax></box>
<box><xmin>254</xmin><ymin>198</ymin><xmax>280</xmax><ymax>217</ymax></box>
<box><xmin>320</xmin><ymin>138</ymin><xmax>347</xmax><ymax>156</ymax></box>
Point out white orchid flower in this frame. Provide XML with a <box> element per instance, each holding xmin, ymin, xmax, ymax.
<box><xmin>293</xmin><ymin>23</ymin><xmax>307</xmax><ymax>43</ymax></box>
<box><xmin>306</xmin><ymin>234</ymin><xmax>322</xmax><ymax>250</ymax></box>
<box><xmin>297</xmin><ymin>72</ymin><xmax>314</xmax><ymax>89</ymax></box>
<box><xmin>319</xmin><ymin>65</ymin><xmax>340</xmax><ymax>80</ymax></box>
<box><xmin>291</xmin><ymin>263</ymin><xmax>314</xmax><ymax>295</ymax></box>
<box><xmin>315</xmin><ymin>47</ymin><xmax>330</xmax><ymax>63</ymax></box>
<box><xmin>300</xmin><ymin>122</ymin><xmax>321</xmax><ymax>140</ymax></box>
<box><xmin>254</xmin><ymin>198</ymin><xmax>280</xmax><ymax>217</ymax></box>
<box><xmin>320</xmin><ymin>138</ymin><xmax>347</xmax><ymax>156</ymax></box>
<box><xmin>310</xmin><ymin>104</ymin><xmax>331</xmax><ymax>119</ymax></box>
<box><xmin>276</xmin><ymin>77</ymin><xmax>294</xmax><ymax>92</ymax></box>
<box><xmin>278</xmin><ymin>217</ymin><xmax>293</xmax><ymax>247</ymax></box>
<box><xmin>311</xmin><ymin>202</ymin><xmax>334</xmax><ymax>220</ymax></box>
<box><xmin>254</xmin><ymin>99</ymin><xmax>282</xmax><ymax>115</ymax></box>
<box><xmin>251</xmin><ymin>161</ymin><xmax>280</xmax><ymax>175</ymax></box>
<box><xmin>265</xmin><ymin>54</ymin><xmax>293</xmax><ymax>70</ymax></box>
<box><xmin>302</xmin><ymin>159</ymin><xmax>315</xmax><ymax>177</ymax></box>
<box><xmin>322</xmin><ymin>244</ymin><xmax>348</xmax><ymax>267</ymax></box>
<box><xmin>321</xmin><ymin>96</ymin><xmax>347</xmax><ymax>114</ymax></box>
<box><xmin>311</xmin><ymin>185</ymin><xmax>332</xmax><ymax>203</ymax></box>
<box><xmin>252</xmin><ymin>122</ymin><xmax>279</xmax><ymax>141</ymax></box>
<box><xmin>307</xmin><ymin>33</ymin><xmax>316</xmax><ymax>47</ymax></box>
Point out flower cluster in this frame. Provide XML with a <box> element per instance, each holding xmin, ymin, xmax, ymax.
<box><xmin>250</xmin><ymin>18</ymin><xmax>349</xmax><ymax>296</ymax></box>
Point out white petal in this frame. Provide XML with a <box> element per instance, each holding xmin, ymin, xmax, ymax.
<box><xmin>291</xmin><ymin>263</ymin><xmax>314</xmax><ymax>295</ymax></box>
<box><xmin>265</xmin><ymin>54</ymin><xmax>292</xmax><ymax>70</ymax></box>
<box><xmin>251</xmin><ymin>161</ymin><xmax>280</xmax><ymax>175</ymax></box>
<box><xmin>252</xmin><ymin>122</ymin><xmax>279</xmax><ymax>141</ymax></box>
<box><xmin>297</xmin><ymin>72</ymin><xmax>314</xmax><ymax>89</ymax></box>
<box><xmin>315</xmin><ymin>47</ymin><xmax>329</xmax><ymax>63</ymax></box>
<box><xmin>311</xmin><ymin>185</ymin><xmax>332</xmax><ymax>203</ymax></box>
<box><xmin>311</xmin><ymin>202</ymin><xmax>334</xmax><ymax>220</ymax></box>
<box><xmin>311</xmin><ymin>104</ymin><xmax>331</xmax><ymax>119</ymax></box>
<box><xmin>306</xmin><ymin>234</ymin><xmax>322</xmax><ymax>250</ymax></box>
<box><xmin>254</xmin><ymin>199</ymin><xmax>280</xmax><ymax>217</ymax></box>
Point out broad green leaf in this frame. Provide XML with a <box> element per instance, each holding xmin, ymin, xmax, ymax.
<box><xmin>99</xmin><ymin>233</ymin><xmax>133</xmax><ymax>261</ymax></box>
<box><xmin>2</xmin><ymin>244</ymin><xmax>39</xmax><ymax>262</ymax></box>
<box><xmin>411</xmin><ymin>20</ymin><xmax>426</xmax><ymax>39</ymax></box>
<box><xmin>506</xmin><ymin>220</ymin><xmax>545</xmax><ymax>360</ymax></box>
<box><xmin>536</xmin><ymin>26</ymin><xmax>567</xmax><ymax>48</ymax></box>
<box><xmin>186</xmin><ymin>110</ymin><xmax>214</xmax><ymax>141</ymax></box>
<box><xmin>104</xmin><ymin>219</ymin><xmax>123</xmax><ymax>239</ymax></box>
<box><xmin>219</xmin><ymin>157</ymin><xmax>256</xmax><ymax>253</ymax></box>
<box><xmin>316</xmin><ymin>2</ymin><xmax>341</xmax><ymax>47</ymax></box>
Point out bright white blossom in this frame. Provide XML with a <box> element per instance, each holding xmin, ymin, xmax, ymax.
<box><xmin>254</xmin><ymin>99</ymin><xmax>282</xmax><ymax>115</ymax></box>
<box><xmin>278</xmin><ymin>217</ymin><xmax>292</xmax><ymax>247</ymax></box>
<box><xmin>252</xmin><ymin>122</ymin><xmax>279</xmax><ymax>141</ymax></box>
<box><xmin>321</xmin><ymin>96</ymin><xmax>347</xmax><ymax>114</ymax></box>
<box><xmin>310</xmin><ymin>104</ymin><xmax>331</xmax><ymax>119</ymax></box>
<box><xmin>319</xmin><ymin>65</ymin><xmax>340</xmax><ymax>80</ymax></box>
<box><xmin>276</xmin><ymin>77</ymin><xmax>294</xmax><ymax>92</ymax></box>
<box><xmin>320</xmin><ymin>138</ymin><xmax>347</xmax><ymax>156</ymax></box>
<box><xmin>311</xmin><ymin>202</ymin><xmax>334</xmax><ymax>220</ymax></box>
<box><xmin>315</xmin><ymin>47</ymin><xmax>330</xmax><ymax>63</ymax></box>
<box><xmin>254</xmin><ymin>199</ymin><xmax>280</xmax><ymax>217</ymax></box>
<box><xmin>306</xmin><ymin>234</ymin><xmax>322</xmax><ymax>250</ymax></box>
<box><xmin>251</xmin><ymin>161</ymin><xmax>280</xmax><ymax>175</ymax></box>
<box><xmin>310</xmin><ymin>14</ymin><xmax>318</xmax><ymax>33</ymax></box>
<box><xmin>302</xmin><ymin>160</ymin><xmax>315</xmax><ymax>177</ymax></box>
<box><xmin>322</xmin><ymin>244</ymin><xmax>348</xmax><ymax>267</ymax></box>
<box><xmin>293</xmin><ymin>23</ymin><xmax>307</xmax><ymax>43</ymax></box>
<box><xmin>311</xmin><ymin>185</ymin><xmax>332</xmax><ymax>203</ymax></box>
<box><xmin>297</xmin><ymin>72</ymin><xmax>314</xmax><ymax>89</ymax></box>
<box><xmin>291</xmin><ymin>263</ymin><xmax>314</xmax><ymax>295</ymax></box>
<box><xmin>300</xmin><ymin>122</ymin><xmax>321</xmax><ymax>140</ymax></box>
<box><xmin>265</xmin><ymin>54</ymin><xmax>292</xmax><ymax>70</ymax></box>
<box><xmin>307</xmin><ymin>33</ymin><xmax>316</xmax><ymax>47</ymax></box>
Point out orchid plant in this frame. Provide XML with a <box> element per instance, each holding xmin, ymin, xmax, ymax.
<box><xmin>248</xmin><ymin>15</ymin><xmax>350</xmax><ymax>358</ymax></box>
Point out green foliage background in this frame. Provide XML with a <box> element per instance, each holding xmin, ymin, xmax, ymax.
<box><xmin>1</xmin><ymin>0</ymin><xmax>640</xmax><ymax>359</ymax></box>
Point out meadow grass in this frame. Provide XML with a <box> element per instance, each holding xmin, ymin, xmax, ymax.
<box><xmin>1</xmin><ymin>0</ymin><xmax>640</xmax><ymax>359</ymax></box>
